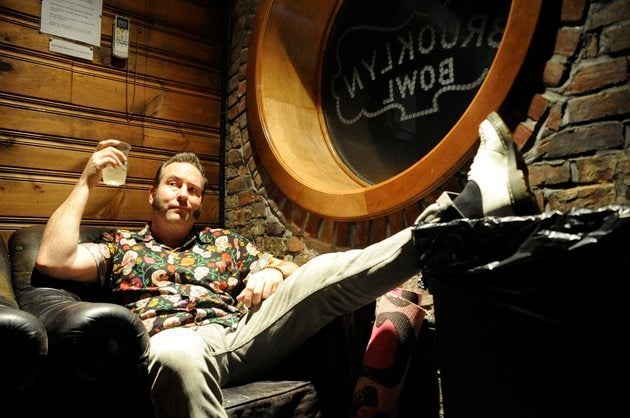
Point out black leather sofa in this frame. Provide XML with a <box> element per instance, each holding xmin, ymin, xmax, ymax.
<box><xmin>0</xmin><ymin>236</ymin><xmax>48</xmax><ymax>418</ymax></box>
<box><xmin>7</xmin><ymin>225</ymin><xmax>377</xmax><ymax>418</ymax></box>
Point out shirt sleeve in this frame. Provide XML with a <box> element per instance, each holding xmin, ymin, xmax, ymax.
<box><xmin>248</xmin><ymin>252</ymin><xmax>274</xmax><ymax>274</ymax></box>
<box><xmin>79</xmin><ymin>229</ymin><xmax>118</xmax><ymax>287</ymax></box>
<box><xmin>79</xmin><ymin>242</ymin><xmax>110</xmax><ymax>286</ymax></box>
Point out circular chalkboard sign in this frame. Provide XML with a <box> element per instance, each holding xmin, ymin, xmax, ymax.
<box><xmin>322</xmin><ymin>0</ymin><xmax>511</xmax><ymax>184</ymax></box>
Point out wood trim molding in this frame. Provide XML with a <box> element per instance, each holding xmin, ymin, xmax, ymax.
<box><xmin>248</xmin><ymin>0</ymin><xmax>542</xmax><ymax>221</ymax></box>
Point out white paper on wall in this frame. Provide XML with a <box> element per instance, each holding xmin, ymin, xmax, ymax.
<box><xmin>40</xmin><ymin>0</ymin><xmax>103</xmax><ymax>47</ymax></box>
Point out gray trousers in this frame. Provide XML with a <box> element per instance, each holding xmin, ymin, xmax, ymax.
<box><xmin>148</xmin><ymin>227</ymin><xmax>419</xmax><ymax>418</ymax></box>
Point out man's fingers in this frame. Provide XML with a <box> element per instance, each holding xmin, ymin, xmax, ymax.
<box><xmin>94</xmin><ymin>148</ymin><xmax>127</xmax><ymax>170</ymax></box>
<box><xmin>262</xmin><ymin>278</ymin><xmax>280</xmax><ymax>300</ymax></box>
<box><xmin>94</xmin><ymin>140</ymin><xmax>129</xmax><ymax>169</ymax></box>
<box><xmin>236</xmin><ymin>283</ymin><xmax>253</xmax><ymax>308</ymax></box>
<box><xmin>96</xmin><ymin>139</ymin><xmax>122</xmax><ymax>150</ymax></box>
<box><xmin>236</xmin><ymin>276</ymin><xmax>261</xmax><ymax>308</ymax></box>
<box><xmin>97</xmin><ymin>139</ymin><xmax>129</xmax><ymax>151</ymax></box>
<box><xmin>250</xmin><ymin>276</ymin><xmax>265</xmax><ymax>307</ymax></box>
<box><xmin>236</xmin><ymin>272</ymin><xmax>282</xmax><ymax>309</ymax></box>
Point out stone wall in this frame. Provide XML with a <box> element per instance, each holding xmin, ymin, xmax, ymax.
<box><xmin>225</xmin><ymin>0</ymin><xmax>629</xmax><ymax>262</ymax></box>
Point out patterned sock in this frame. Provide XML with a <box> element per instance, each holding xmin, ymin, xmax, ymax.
<box><xmin>350</xmin><ymin>288</ymin><xmax>426</xmax><ymax>418</ymax></box>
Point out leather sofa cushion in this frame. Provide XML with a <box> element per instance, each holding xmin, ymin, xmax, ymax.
<box><xmin>223</xmin><ymin>380</ymin><xmax>319</xmax><ymax>417</ymax></box>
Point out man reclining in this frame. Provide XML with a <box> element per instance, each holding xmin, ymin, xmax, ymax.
<box><xmin>35</xmin><ymin>112</ymin><xmax>537</xmax><ymax>418</ymax></box>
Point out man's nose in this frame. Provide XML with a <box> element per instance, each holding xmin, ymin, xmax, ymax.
<box><xmin>177</xmin><ymin>186</ymin><xmax>189</xmax><ymax>200</ymax></box>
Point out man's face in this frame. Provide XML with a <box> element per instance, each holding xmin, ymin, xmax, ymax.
<box><xmin>149</xmin><ymin>162</ymin><xmax>203</xmax><ymax>228</ymax></box>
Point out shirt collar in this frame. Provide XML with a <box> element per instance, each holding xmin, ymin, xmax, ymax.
<box><xmin>128</xmin><ymin>224</ymin><xmax>154</xmax><ymax>242</ymax></box>
<box><xmin>130</xmin><ymin>223</ymin><xmax>206</xmax><ymax>248</ymax></box>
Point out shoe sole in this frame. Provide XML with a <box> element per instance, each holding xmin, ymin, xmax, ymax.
<box><xmin>486</xmin><ymin>112</ymin><xmax>538</xmax><ymax>215</ymax></box>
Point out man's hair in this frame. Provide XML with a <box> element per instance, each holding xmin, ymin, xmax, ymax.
<box><xmin>152</xmin><ymin>152</ymin><xmax>208</xmax><ymax>191</ymax></box>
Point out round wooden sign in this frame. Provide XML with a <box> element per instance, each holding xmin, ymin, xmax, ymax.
<box><xmin>248</xmin><ymin>0</ymin><xmax>541</xmax><ymax>220</ymax></box>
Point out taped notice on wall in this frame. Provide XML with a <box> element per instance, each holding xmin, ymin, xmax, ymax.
<box><xmin>41</xmin><ymin>0</ymin><xmax>103</xmax><ymax>47</ymax></box>
<box><xmin>49</xmin><ymin>38</ymin><xmax>94</xmax><ymax>60</ymax></box>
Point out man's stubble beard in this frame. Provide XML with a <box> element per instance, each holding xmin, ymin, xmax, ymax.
<box><xmin>151</xmin><ymin>194</ymin><xmax>201</xmax><ymax>220</ymax></box>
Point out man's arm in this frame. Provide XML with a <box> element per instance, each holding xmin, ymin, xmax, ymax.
<box><xmin>35</xmin><ymin>139</ymin><xmax>129</xmax><ymax>282</ymax></box>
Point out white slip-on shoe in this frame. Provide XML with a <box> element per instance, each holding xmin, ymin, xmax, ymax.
<box><xmin>467</xmin><ymin>112</ymin><xmax>537</xmax><ymax>217</ymax></box>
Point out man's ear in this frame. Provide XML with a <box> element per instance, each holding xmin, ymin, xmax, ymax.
<box><xmin>148</xmin><ymin>186</ymin><xmax>155</xmax><ymax>205</ymax></box>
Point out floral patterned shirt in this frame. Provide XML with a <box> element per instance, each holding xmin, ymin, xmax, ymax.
<box><xmin>92</xmin><ymin>224</ymin><xmax>272</xmax><ymax>336</ymax></box>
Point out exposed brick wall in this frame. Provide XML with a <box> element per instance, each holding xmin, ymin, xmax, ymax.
<box><xmin>225</xmin><ymin>0</ymin><xmax>629</xmax><ymax>261</ymax></box>
<box><xmin>516</xmin><ymin>0</ymin><xmax>629</xmax><ymax>212</ymax></box>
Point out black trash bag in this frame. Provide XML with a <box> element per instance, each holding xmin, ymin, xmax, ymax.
<box><xmin>412</xmin><ymin>205</ymin><xmax>630</xmax><ymax>418</ymax></box>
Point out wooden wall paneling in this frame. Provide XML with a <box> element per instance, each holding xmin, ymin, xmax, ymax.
<box><xmin>104</xmin><ymin>0</ymin><xmax>223</xmax><ymax>39</ymax></box>
<box><xmin>0</xmin><ymin>179</ymin><xmax>220</xmax><ymax>226</ymax></box>
<box><xmin>0</xmin><ymin>100</ymin><xmax>221</xmax><ymax>157</ymax></box>
<box><xmin>0</xmin><ymin>2</ymin><xmax>222</xmax><ymax>93</ymax></box>
<box><xmin>0</xmin><ymin>0</ymin><xmax>45</xmax><ymax>16</ymax></box>
<box><xmin>3</xmin><ymin>0</ymin><xmax>222</xmax><ymax>35</ymax></box>
<box><xmin>0</xmin><ymin>14</ymin><xmax>53</xmax><ymax>58</ymax></box>
<box><xmin>101</xmin><ymin>17</ymin><xmax>223</xmax><ymax>66</ymax></box>
<box><xmin>0</xmin><ymin>51</ymin><xmax>220</xmax><ymax>126</ymax></box>
<box><xmin>0</xmin><ymin>136</ymin><xmax>98</xmax><ymax>177</ymax></box>
<box><xmin>128</xmin><ymin>51</ymin><xmax>222</xmax><ymax>92</ymax></box>
<box><xmin>0</xmin><ymin>135</ymin><xmax>221</xmax><ymax>187</ymax></box>
<box><xmin>70</xmin><ymin>71</ymin><xmax>221</xmax><ymax>126</ymax></box>
<box><xmin>0</xmin><ymin>0</ymin><xmax>225</xmax><ymax>238</ymax></box>
<box><xmin>1</xmin><ymin>0</ymin><xmax>223</xmax><ymax>46</ymax></box>
<box><xmin>139</xmin><ymin>125</ymin><xmax>221</xmax><ymax>158</ymax></box>
<box><xmin>0</xmin><ymin>12</ymin><xmax>222</xmax><ymax>90</ymax></box>
<box><xmin>0</xmin><ymin>52</ymin><xmax>73</xmax><ymax>102</ymax></box>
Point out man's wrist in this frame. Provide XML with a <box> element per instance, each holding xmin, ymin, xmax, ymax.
<box><xmin>263</xmin><ymin>264</ymin><xmax>287</xmax><ymax>278</ymax></box>
<box><xmin>263</xmin><ymin>258</ymin><xmax>292</xmax><ymax>279</ymax></box>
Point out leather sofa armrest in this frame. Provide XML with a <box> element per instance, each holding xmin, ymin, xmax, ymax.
<box><xmin>0</xmin><ymin>306</ymin><xmax>48</xmax><ymax>396</ymax></box>
<box><xmin>1</xmin><ymin>237</ymin><xmax>48</xmax><ymax>412</ymax></box>
<box><xmin>19</xmin><ymin>286</ymin><xmax>150</xmax><ymax>378</ymax></box>
<box><xmin>18</xmin><ymin>286</ymin><xmax>154</xmax><ymax>418</ymax></box>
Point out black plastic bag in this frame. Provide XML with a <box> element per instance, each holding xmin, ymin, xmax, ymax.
<box><xmin>413</xmin><ymin>205</ymin><xmax>630</xmax><ymax>418</ymax></box>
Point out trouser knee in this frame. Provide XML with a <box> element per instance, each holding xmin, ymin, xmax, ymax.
<box><xmin>149</xmin><ymin>328</ymin><xmax>221</xmax><ymax>385</ymax></box>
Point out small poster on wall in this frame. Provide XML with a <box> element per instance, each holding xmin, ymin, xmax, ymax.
<box><xmin>40</xmin><ymin>0</ymin><xmax>103</xmax><ymax>47</ymax></box>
